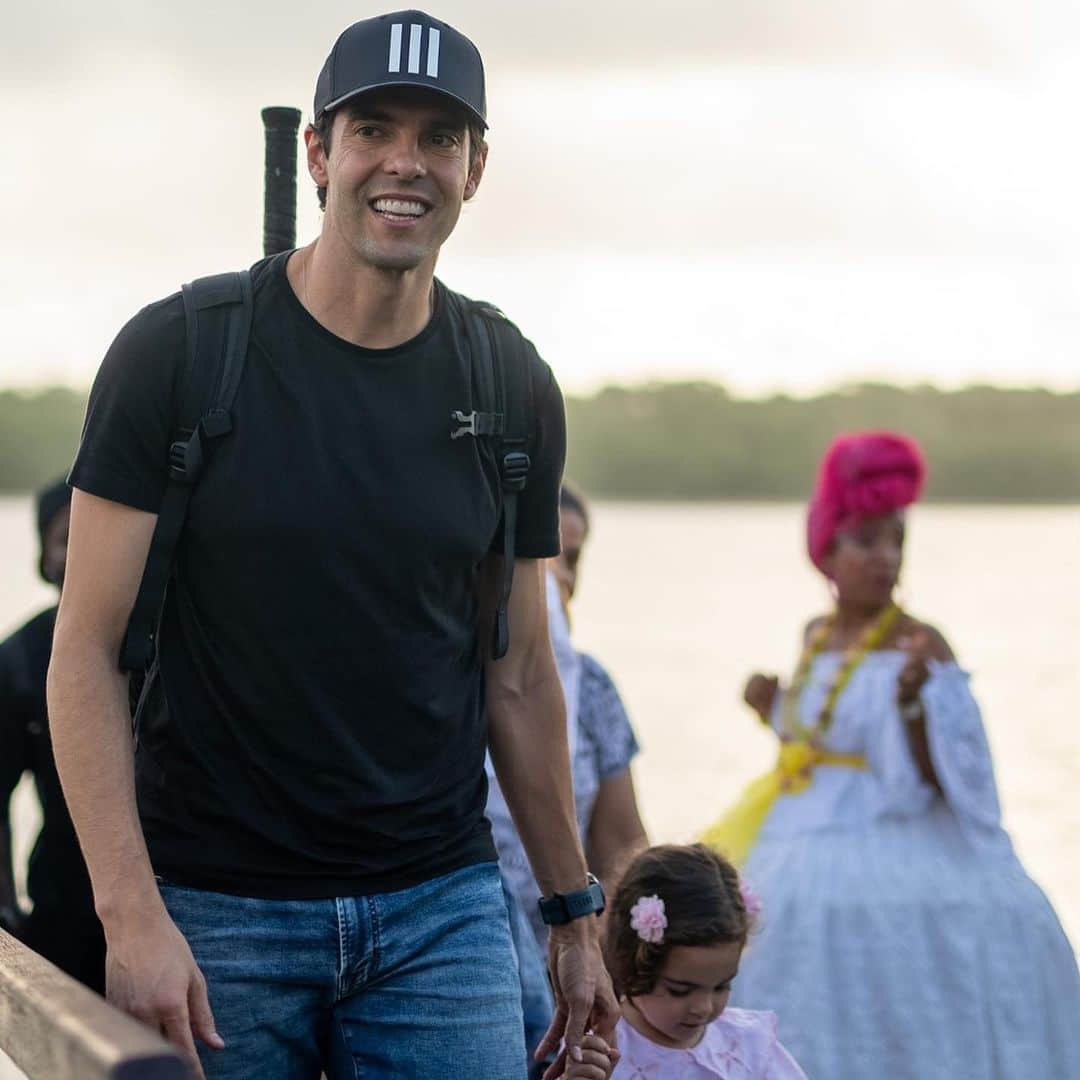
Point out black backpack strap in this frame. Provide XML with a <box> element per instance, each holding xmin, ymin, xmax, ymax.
<box><xmin>452</xmin><ymin>295</ymin><xmax>534</xmax><ymax>660</ymax></box>
<box><xmin>119</xmin><ymin>270</ymin><xmax>253</xmax><ymax>672</ymax></box>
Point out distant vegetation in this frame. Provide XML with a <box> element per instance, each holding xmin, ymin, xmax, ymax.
<box><xmin>564</xmin><ymin>382</ymin><xmax>1080</xmax><ymax>502</ymax></box>
<box><xmin>0</xmin><ymin>388</ymin><xmax>88</xmax><ymax>493</ymax></box>
<box><xmin>1</xmin><ymin>382</ymin><xmax>1077</xmax><ymax>501</ymax></box>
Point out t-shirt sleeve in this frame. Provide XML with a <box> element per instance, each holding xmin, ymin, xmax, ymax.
<box><xmin>68</xmin><ymin>294</ymin><xmax>187</xmax><ymax>514</ymax></box>
<box><xmin>499</xmin><ymin>346</ymin><xmax>566</xmax><ymax>559</ymax></box>
<box><xmin>579</xmin><ymin>654</ymin><xmax>641</xmax><ymax>779</ymax></box>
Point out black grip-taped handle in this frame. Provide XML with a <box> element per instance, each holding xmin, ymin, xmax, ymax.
<box><xmin>261</xmin><ymin>106</ymin><xmax>302</xmax><ymax>256</ymax></box>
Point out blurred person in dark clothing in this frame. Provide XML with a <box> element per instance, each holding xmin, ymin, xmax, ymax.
<box><xmin>0</xmin><ymin>480</ymin><xmax>104</xmax><ymax>992</ymax></box>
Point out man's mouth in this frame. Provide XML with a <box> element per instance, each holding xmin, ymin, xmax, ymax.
<box><xmin>370</xmin><ymin>197</ymin><xmax>430</xmax><ymax>222</ymax></box>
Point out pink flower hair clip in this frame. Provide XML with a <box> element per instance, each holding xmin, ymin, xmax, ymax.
<box><xmin>629</xmin><ymin>894</ymin><xmax>667</xmax><ymax>945</ymax></box>
<box><xmin>740</xmin><ymin>879</ymin><xmax>763</xmax><ymax>927</ymax></box>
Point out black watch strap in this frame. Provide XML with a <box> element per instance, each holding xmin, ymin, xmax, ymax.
<box><xmin>538</xmin><ymin>873</ymin><xmax>606</xmax><ymax>926</ymax></box>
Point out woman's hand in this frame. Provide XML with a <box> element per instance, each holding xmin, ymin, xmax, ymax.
<box><xmin>896</xmin><ymin>628</ymin><xmax>933</xmax><ymax>703</ymax></box>
<box><xmin>561</xmin><ymin>1033</ymin><xmax>618</xmax><ymax>1079</ymax></box>
<box><xmin>744</xmin><ymin>674</ymin><xmax>780</xmax><ymax>723</ymax></box>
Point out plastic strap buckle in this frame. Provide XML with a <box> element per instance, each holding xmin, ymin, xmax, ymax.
<box><xmin>168</xmin><ymin>430</ymin><xmax>203</xmax><ymax>485</ymax></box>
<box><xmin>500</xmin><ymin>451</ymin><xmax>530</xmax><ymax>493</ymax></box>
<box><xmin>167</xmin><ymin>411</ymin><xmax>233</xmax><ymax>485</ymax></box>
<box><xmin>451</xmin><ymin>410</ymin><xmax>504</xmax><ymax>439</ymax></box>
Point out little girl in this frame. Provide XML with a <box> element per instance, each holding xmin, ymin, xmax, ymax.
<box><xmin>567</xmin><ymin>844</ymin><xmax>806</xmax><ymax>1079</ymax></box>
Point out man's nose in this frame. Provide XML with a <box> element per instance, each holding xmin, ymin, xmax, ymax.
<box><xmin>382</xmin><ymin>134</ymin><xmax>427</xmax><ymax>179</ymax></box>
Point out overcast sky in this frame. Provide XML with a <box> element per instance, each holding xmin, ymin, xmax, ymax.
<box><xmin>3</xmin><ymin>0</ymin><xmax>1080</xmax><ymax>394</ymax></box>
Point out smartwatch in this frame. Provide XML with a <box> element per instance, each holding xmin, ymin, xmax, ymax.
<box><xmin>538</xmin><ymin>873</ymin><xmax>606</xmax><ymax>926</ymax></box>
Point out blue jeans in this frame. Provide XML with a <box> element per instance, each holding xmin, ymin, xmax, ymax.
<box><xmin>501</xmin><ymin>875</ymin><xmax>555</xmax><ymax>1063</ymax></box>
<box><xmin>160</xmin><ymin>862</ymin><xmax>526</xmax><ymax>1078</ymax></box>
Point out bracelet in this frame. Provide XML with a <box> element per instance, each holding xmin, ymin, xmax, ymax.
<box><xmin>899</xmin><ymin>697</ymin><xmax>925</xmax><ymax>724</ymax></box>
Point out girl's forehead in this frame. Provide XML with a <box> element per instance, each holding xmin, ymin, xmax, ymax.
<box><xmin>659</xmin><ymin>941</ymin><xmax>742</xmax><ymax>984</ymax></box>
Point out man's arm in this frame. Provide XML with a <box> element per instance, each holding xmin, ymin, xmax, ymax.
<box><xmin>47</xmin><ymin>490</ymin><xmax>223</xmax><ymax>1076</ymax></box>
<box><xmin>482</xmin><ymin>557</ymin><xmax>619</xmax><ymax>1076</ymax></box>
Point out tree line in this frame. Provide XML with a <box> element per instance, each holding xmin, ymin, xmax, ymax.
<box><xmin>1</xmin><ymin>382</ymin><xmax>1077</xmax><ymax>501</ymax></box>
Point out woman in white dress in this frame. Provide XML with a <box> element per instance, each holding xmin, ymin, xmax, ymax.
<box><xmin>703</xmin><ymin>430</ymin><xmax>1080</xmax><ymax>1080</ymax></box>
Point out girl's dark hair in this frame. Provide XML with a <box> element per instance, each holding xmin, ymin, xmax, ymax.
<box><xmin>605</xmin><ymin>844</ymin><xmax>748</xmax><ymax>999</ymax></box>
<box><xmin>559</xmin><ymin>484</ymin><xmax>590</xmax><ymax>531</ymax></box>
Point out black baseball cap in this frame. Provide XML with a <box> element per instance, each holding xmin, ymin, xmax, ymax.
<box><xmin>314</xmin><ymin>10</ymin><xmax>487</xmax><ymax>129</ymax></box>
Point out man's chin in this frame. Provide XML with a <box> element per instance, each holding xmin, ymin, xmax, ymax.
<box><xmin>356</xmin><ymin>242</ymin><xmax>430</xmax><ymax>274</ymax></box>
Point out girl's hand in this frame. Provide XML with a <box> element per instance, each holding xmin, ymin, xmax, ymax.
<box><xmin>896</xmin><ymin>628</ymin><xmax>932</xmax><ymax>703</ymax></box>
<box><xmin>744</xmin><ymin>674</ymin><xmax>780</xmax><ymax>722</ymax></box>
<box><xmin>561</xmin><ymin>1033</ymin><xmax>618</xmax><ymax>1079</ymax></box>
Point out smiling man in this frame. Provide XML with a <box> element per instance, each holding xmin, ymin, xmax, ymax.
<box><xmin>48</xmin><ymin>11</ymin><xmax>616</xmax><ymax>1079</ymax></box>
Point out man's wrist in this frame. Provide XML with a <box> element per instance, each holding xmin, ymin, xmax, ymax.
<box><xmin>548</xmin><ymin>916</ymin><xmax>602</xmax><ymax>945</ymax></box>
<box><xmin>539</xmin><ymin>872</ymin><xmax>606</xmax><ymax>926</ymax></box>
<box><xmin>94</xmin><ymin>875</ymin><xmax>167</xmax><ymax>933</ymax></box>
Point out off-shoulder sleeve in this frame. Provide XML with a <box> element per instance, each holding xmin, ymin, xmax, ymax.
<box><xmin>766</xmin><ymin>1038</ymin><xmax>810</xmax><ymax>1079</ymax></box>
<box><xmin>921</xmin><ymin>661</ymin><xmax>1005</xmax><ymax>836</ymax></box>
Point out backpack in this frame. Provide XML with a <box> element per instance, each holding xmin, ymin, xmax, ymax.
<box><xmin>118</xmin><ymin>268</ymin><xmax>533</xmax><ymax>685</ymax></box>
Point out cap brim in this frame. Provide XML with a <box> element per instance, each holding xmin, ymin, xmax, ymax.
<box><xmin>319</xmin><ymin>81</ymin><xmax>487</xmax><ymax>130</ymax></box>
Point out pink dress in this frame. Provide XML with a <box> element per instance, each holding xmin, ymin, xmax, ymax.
<box><xmin>611</xmin><ymin>1008</ymin><xmax>807</xmax><ymax>1079</ymax></box>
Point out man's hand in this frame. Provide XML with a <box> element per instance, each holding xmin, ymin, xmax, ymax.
<box><xmin>536</xmin><ymin>921</ymin><xmax>620</xmax><ymax>1080</ymax></box>
<box><xmin>104</xmin><ymin>904</ymin><xmax>224</xmax><ymax>1079</ymax></box>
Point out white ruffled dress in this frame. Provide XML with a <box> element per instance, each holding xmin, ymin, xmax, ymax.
<box><xmin>732</xmin><ymin>652</ymin><xmax>1080</xmax><ymax>1080</ymax></box>
<box><xmin>611</xmin><ymin>1008</ymin><xmax>807</xmax><ymax>1079</ymax></box>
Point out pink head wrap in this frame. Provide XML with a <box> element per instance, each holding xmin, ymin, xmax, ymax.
<box><xmin>806</xmin><ymin>431</ymin><xmax>927</xmax><ymax>574</ymax></box>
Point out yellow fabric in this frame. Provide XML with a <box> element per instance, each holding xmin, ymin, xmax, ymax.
<box><xmin>701</xmin><ymin>743</ymin><xmax>868</xmax><ymax>866</ymax></box>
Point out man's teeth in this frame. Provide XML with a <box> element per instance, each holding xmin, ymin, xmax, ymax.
<box><xmin>372</xmin><ymin>198</ymin><xmax>427</xmax><ymax>217</ymax></box>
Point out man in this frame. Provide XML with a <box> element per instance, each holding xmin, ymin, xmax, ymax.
<box><xmin>0</xmin><ymin>481</ymin><xmax>105</xmax><ymax>992</ymax></box>
<box><xmin>48</xmin><ymin>11</ymin><xmax>617</xmax><ymax>1079</ymax></box>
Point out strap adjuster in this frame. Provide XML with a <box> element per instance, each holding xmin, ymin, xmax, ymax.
<box><xmin>168</xmin><ymin>433</ymin><xmax>203</xmax><ymax>485</ymax></box>
<box><xmin>168</xmin><ymin>410</ymin><xmax>233</xmax><ymax>484</ymax></box>
<box><xmin>501</xmin><ymin>451</ymin><xmax>530</xmax><ymax>493</ymax></box>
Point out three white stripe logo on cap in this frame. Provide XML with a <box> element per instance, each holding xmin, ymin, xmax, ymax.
<box><xmin>388</xmin><ymin>23</ymin><xmax>440</xmax><ymax>78</ymax></box>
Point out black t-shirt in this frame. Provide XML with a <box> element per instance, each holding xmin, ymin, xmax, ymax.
<box><xmin>70</xmin><ymin>252</ymin><xmax>566</xmax><ymax>898</ymax></box>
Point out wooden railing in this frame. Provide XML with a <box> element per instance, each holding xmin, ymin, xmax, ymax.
<box><xmin>0</xmin><ymin>929</ymin><xmax>186</xmax><ymax>1079</ymax></box>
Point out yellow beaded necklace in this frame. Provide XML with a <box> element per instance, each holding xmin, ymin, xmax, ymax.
<box><xmin>780</xmin><ymin>601</ymin><xmax>902</xmax><ymax>743</ymax></box>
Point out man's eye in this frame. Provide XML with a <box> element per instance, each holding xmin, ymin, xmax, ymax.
<box><xmin>431</xmin><ymin>132</ymin><xmax>460</xmax><ymax>147</ymax></box>
<box><xmin>667</xmin><ymin>988</ymin><xmax>689</xmax><ymax>998</ymax></box>
<box><xmin>355</xmin><ymin>125</ymin><xmax>380</xmax><ymax>137</ymax></box>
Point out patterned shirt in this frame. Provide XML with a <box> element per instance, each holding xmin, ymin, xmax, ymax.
<box><xmin>487</xmin><ymin>651</ymin><xmax>640</xmax><ymax>952</ymax></box>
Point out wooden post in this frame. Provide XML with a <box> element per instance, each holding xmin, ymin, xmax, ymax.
<box><xmin>0</xmin><ymin>929</ymin><xmax>186</xmax><ymax>1079</ymax></box>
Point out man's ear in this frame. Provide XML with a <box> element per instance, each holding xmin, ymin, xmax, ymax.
<box><xmin>305</xmin><ymin>124</ymin><xmax>330</xmax><ymax>188</ymax></box>
<box><xmin>464</xmin><ymin>141</ymin><xmax>488</xmax><ymax>202</ymax></box>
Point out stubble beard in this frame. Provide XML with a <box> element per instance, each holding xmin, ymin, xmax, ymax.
<box><xmin>352</xmin><ymin>233</ymin><xmax>431</xmax><ymax>273</ymax></box>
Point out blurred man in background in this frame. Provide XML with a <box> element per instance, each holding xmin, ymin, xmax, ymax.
<box><xmin>0</xmin><ymin>480</ymin><xmax>104</xmax><ymax>992</ymax></box>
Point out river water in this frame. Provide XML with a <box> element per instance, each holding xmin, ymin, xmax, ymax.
<box><xmin>2</xmin><ymin>497</ymin><xmax>1077</xmax><ymax>949</ymax></box>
